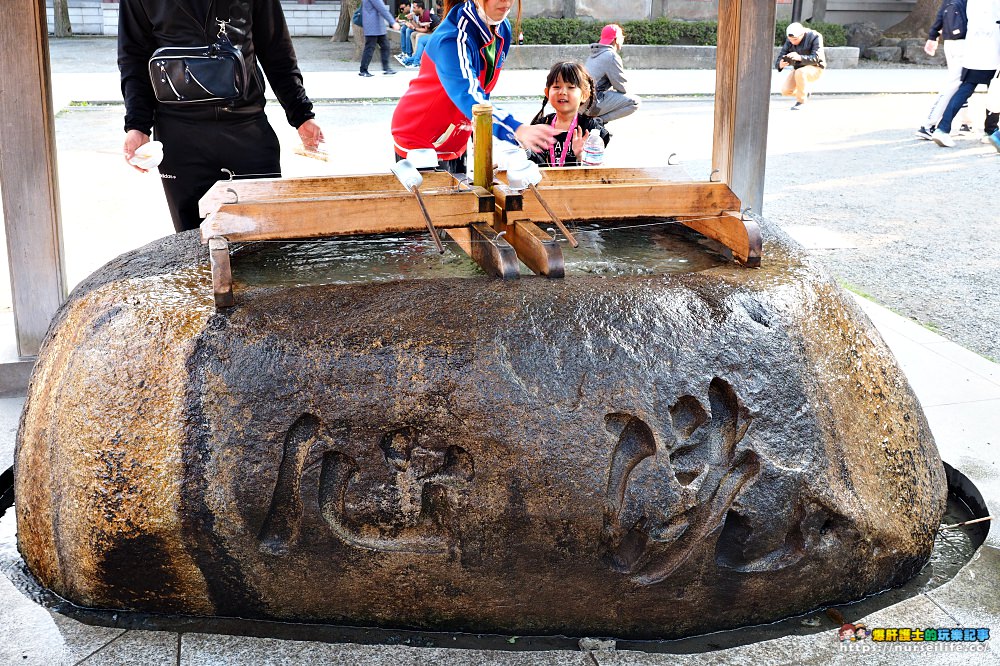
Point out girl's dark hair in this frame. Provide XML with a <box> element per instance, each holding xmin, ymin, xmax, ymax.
<box><xmin>442</xmin><ymin>0</ymin><xmax>523</xmax><ymax>35</ymax></box>
<box><xmin>530</xmin><ymin>61</ymin><xmax>596</xmax><ymax>124</ymax></box>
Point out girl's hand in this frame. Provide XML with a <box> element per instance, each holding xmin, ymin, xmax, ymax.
<box><xmin>515</xmin><ymin>124</ymin><xmax>560</xmax><ymax>153</ymax></box>
<box><xmin>572</xmin><ymin>128</ymin><xmax>588</xmax><ymax>158</ymax></box>
<box><xmin>123</xmin><ymin>129</ymin><xmax>150</xmax><ymax>172</ymax></box>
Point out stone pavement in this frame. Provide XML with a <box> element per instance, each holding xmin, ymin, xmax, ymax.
<box><xmin>0</xmin><ymin>36</ymin><xmax>997</xmax><ymax>665</ymax></box>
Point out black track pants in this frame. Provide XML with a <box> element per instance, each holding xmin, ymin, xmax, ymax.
<box><xmin>154</xmin><ymin>111</ymin><xmax>281</xmax><ymax>232</ymax></box>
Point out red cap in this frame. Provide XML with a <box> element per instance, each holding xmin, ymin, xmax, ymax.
<box><xmin>599</xmin><ymin>24</ymin><xmax>623</xmax><ymax>45</ymax></box>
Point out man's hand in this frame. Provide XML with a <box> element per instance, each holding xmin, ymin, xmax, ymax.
<box><xmin>391</xmin><ymin>21</ymin><xmax>400</xmax><ymax>30</ymax></box>
<box><xmin>924</xmin><ymin>39</ymin><xmax>938</xmax><ymax>56</ymax></box>
<box><xmin>297</xmin><ymin>119</ymin><xmax>324</xmax><ymax>152</ymax></box>
<box><xmin>124</xmin><ymin>129</ymin><xmax>151</xmax><ymax>172</ymax></box>
<box><xmin>786</xmin><ymin>52</ymin><xmax>802</xmax><ymax>62</ymax></box>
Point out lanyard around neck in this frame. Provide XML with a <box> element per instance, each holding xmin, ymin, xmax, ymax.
<box><xmin>548</xmin><ymin>114</ymin><xmax>578</xmax><ymax>167</ymax></box>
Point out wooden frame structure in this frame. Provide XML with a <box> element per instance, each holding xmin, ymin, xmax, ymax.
<box><xmin>1</xmin><ymin>0</ymin><xmax>776</xmax><ymax>353</ymax></box>
<box><xmin>199</xmin><ymin>103</ymin><xmax>762</xmax><ymax>306</ymax></box>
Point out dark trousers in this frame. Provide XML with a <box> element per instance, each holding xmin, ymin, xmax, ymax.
<box><xmin>938</xmin><ymin>69</ymin><xmax>997</xmax><ymax>134</ymax></box>
<box><xmin>154</xmin><ymin>110</ymin><xmax>281</xmax><ymax>232</ymax></box>
<box><xmin>360</xmin><ymin>34</ymin><xmax>392</xmax><ymax>74</ymax></box>
<box><xmin>987</xmin><ymin>111</ymin><xmax>999</xmax><ymax>136</ymax></box>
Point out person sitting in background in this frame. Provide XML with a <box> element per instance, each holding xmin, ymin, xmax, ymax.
<box><xmin>399</xmin><ymin>0</ymin><xmax>441</xmax><ymax>67</ymax></box>
<box><xmin>397</xmin><ymin>2</ymin><xmax>414</xmax><ymax>60</ymax></box>
<box><xmin>410</xmin><ymin>1</ymin><xmax>441</xmax><ymax>58</ymax></box>
<box><xmin>584</xmin><ymin>24</ymin><xmax>640</xmax><ymax>123</ymax></box>
<box><xmin>527</xmin><ymin>62</ymin><xmax>611</xmax><ymax>167</ymax></box>
<box><xmin>775</xmin><ymin>22</ymin><xmax>826</xmax><ymax>110</ymax></box>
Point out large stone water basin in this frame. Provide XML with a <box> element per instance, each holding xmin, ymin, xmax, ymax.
<box><xmin>14</xmin><ymin>220</ymin><xmax>946</xmax><ymax>639</ymax></box>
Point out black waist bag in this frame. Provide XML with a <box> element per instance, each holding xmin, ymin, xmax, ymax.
<box><xmin>148</xmin><ymin>35</ymin><xmax>248</xmax><ymax>104</ymax></box>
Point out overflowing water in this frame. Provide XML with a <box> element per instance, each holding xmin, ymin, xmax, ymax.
<box><xmin>230</xmin><ymin>221</ymin><xmax>727</xmax><ymax>288</ymax></box>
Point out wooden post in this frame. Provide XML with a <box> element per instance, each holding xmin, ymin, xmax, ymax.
<box><xmin>208</xmin><ymin>237</ymin><xmax>235</xmax><ymax>308</ymax></box>
<box><xmin>713</xmin><ymin>0</ymin><xmax>776</xmax><ymax>215</ymax></box>
<box><xmin>0</xmin><ymin>0</ymin><xmax>67</xmax><ymax>357</ymax></box>
<box><xmin>472</xmin><ymin>103</ymin><xmax>493</xmax><ymax>191</ymax></box>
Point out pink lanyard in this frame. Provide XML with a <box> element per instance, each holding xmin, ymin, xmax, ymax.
<box><xmin>548</xmin><ymin>115</ymin><xmax>578</xmax><ymax>167</ymax></box>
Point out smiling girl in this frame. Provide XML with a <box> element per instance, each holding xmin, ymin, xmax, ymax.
<box><xmin>391</xmin><ymin>0</ymin><xmax>559</xmax><ymax>173</ymax></box>
<box><xmin>526</xmin><ymin>62</ymin><xmax>611</xmax><ymax>167</ymax></box>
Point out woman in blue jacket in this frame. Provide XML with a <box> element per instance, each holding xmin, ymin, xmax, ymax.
<box><xmin>391</xmin><ymin>0</ymin><xmax>557</xmax><ymax>172</ymax></box>
<box><xmin>360</xmin><ymin>0</ymin><xmax>401</xmax><ymax>77</ymax></box>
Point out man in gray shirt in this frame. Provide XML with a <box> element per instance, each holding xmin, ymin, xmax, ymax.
<box><xmin>585</xmin><ymin>24</ymin><xmax>640</xmax><ymax>123</ymax></box>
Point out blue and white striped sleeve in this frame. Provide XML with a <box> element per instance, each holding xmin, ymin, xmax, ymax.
<box><xmin>434</xmin><ymin>18</ymin><xmax>522</xmax><ymax>144</ymax></box>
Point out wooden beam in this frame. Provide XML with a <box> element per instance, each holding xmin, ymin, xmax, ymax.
<box><xmin>492</xmin><ymin>183</ymin><xmax>524</xmax><ymax>213</ymax></box>
<box><xmin>0</xmin><ymin>0</ymin><xmax>67</xmax><ymax>357</ymax></box>
<box><xmin>493</xmin><ymin>211</ymin><xmax>564</xmax><ymax>278</ymax></box>
<box><xmin>208</xmin><ymin>237</ymin><xmax>235</xmax><ymax>307</ymax></box>
<box><xmin>678</xmin><ymin>211</ymin><xmax>762</xmax><ymax>267</ymax></box>
<box><xmin>497</xmin><ymin>181</ymin><xmax>740</xmax><ymax>223</ymax></box>
<box><xmin>201</xmin><ymin>191</ymin><xmax>492</xmax><ymax>243</ymax></box>
<box><xmin>713</xmin><ymin>0</ymin><xmax>776</xmax><ymax>215</ymax></box>
<box><xmin>517</xmin><ymin>165</ymin><xmax>694</xmax><ymax>185</ymax></box>
<box><xmin>199</xmin><ymin>171</ymin><xmax>466</xmax><ymax>218</ymax></box>
<box><xmin>445</xmin><ymin>224</ymin><xmax>520</xmax><ymax>279</ymax></box>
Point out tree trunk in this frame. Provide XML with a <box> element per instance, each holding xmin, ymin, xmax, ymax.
<box><xmin>885</xmin><ymin>0</ymin><xmax>939</xmax><ymax>38</ymax></box>
<box><xmin>562</xmin><ymin>0</ymin><xmax>576</xmax><ymax>19</ymax></box>
<box><xmin>333</xmin><ymin>0</ymin><xmax>361</xmax><ymax>42</ymax></box>
<box><xmin>53</xmin><ymin>0</ymin><xmax>72</xmax><ymax>38</ymax></box>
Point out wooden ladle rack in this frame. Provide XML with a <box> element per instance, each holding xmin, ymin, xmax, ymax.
<box><xmin>199</xmin><ymin>104</ymin><xmax>761</xmax><ymax>307</ymax></box>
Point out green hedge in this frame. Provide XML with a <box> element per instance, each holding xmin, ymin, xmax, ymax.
<box><xmin>518</xmin><ymin>18</ymin><xmax>847</xmax><ymax>48</ymax></box>
<box><xmin>774</xmin><ymin>20</ymin><xmax>847</xmax><ymax>47</ymax></box>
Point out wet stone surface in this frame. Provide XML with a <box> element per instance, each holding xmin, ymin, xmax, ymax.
<box><xmin>14</xmin><ymin>220</ymin><xmax>947</xmax><ymax>639</ymax></box>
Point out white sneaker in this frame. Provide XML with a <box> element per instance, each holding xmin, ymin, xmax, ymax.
<box><xmin>931</xmin><ymin>129</ymin><xmax>955</xmax><ymax>147</ymax></box>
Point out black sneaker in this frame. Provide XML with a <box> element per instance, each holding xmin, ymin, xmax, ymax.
<box><xmin>790</xmin><ymin>102</ymin><xmax>804</xmax><ymax>111</ymax></box>
<box><xmin>958</xmin><ymin>123</ymin><xmax>973</xmax><ymax>134</ymax></box>
<box><xmin>383</xmin><ymin>69</ymin><xmax>397</xmax><ymax>75</ymax></box>
<box><xmin>914</xmin><ymin>126</ymin><xmax>934</xmax><ymax>140</ymax></box>
<box><xmin>359</xmin><ymin>71</ymin><xmax>374</xmax><ymax>77</ymax></box>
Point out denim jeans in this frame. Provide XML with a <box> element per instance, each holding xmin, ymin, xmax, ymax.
<box><xmin>400</xmin><ymin>26</ymin><xmax>412</xmax><ymax>56</ymax></box>
<box><xmin>404</xmin><ymin>34</ymin><xmax>430</xmax><ymax>66</ymax></box>
<box><xmin>937</xmin><ymin>81</ymin><xmax>979</xmax><ymax>134</ymax></box>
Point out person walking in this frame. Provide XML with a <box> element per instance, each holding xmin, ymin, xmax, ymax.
<box><xmin>359</xmin><ymin>0</ymin><xmax>400</xmax><ymax>77</ymax></box>
<box><xmin>584</xmin><ymin>24</ymin><xmax>640</xmax><ymax>123</ymax></box>
<box><xmin>930</xmin><ymin>0</ymin><xmax>1000</xmax><ymax>147</ymax></box>
<box><xmin>775</xmin><ymin>22</ymin><xmax>826</xmax><ymax>110</ymax></box>
<box><xmin>118</xmin><ymin>0</ymin><xmax>324</xmax><ymax>232</ymax></box>
<box><xmin>916</xmin><ymin>0</ymin><xmax>975</xmax><ymax>139</ymax></box>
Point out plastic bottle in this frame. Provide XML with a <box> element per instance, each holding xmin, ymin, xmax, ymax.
<box><xmin>581</xmin><ymin>132</ymin><xmax>604</xmax><ymax>166</ymax></box>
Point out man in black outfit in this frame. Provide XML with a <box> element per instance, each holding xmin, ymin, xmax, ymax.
<box><xmin>119</xmin><ymin>0</ymin><xmax>324</xmax><ymax>232</ymax></box>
